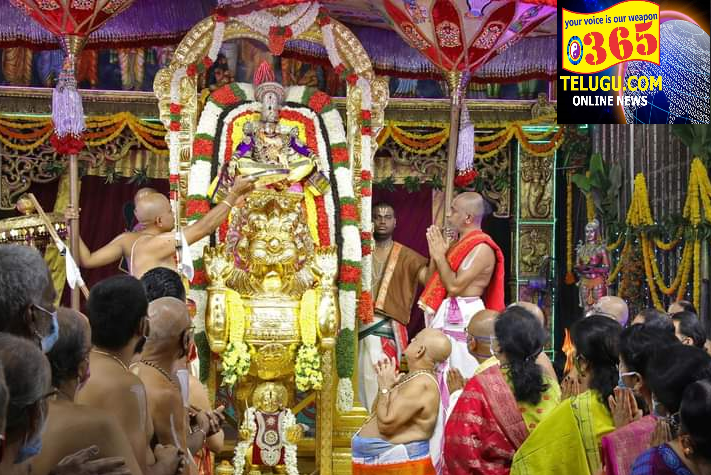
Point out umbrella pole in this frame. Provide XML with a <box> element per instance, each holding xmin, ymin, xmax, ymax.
<box><xmin>69</xmin><ymin>154</ymin><xmax>80</xmax><ymax>310</ymax></box>
<box><xmin>443</xmin><ymin>71</ymin><xmax>463</xmax><ymax>224</ymax></box>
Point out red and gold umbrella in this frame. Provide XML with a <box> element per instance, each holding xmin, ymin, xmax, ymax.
<box><xmin>377</xmin><ymin>0</ymin><xmax>555</xmax><ymax>205</ymax></box>
<box><xmin>10</xmin><ymin>0</ymin><xmax>135</xmax><ymax>308</ymax></box>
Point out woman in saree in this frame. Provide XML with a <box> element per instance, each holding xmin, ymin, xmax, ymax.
<box><xmin>443</xmin><ymin>306</ymin><xmax>560</xmax><ymax>475</ymax></box>
<box><xmin>631</xmin><ymin>346</ymin><xmax>711</xmax><ymax>475</ymax></box>
<box><xmin>510</xmin><ymin>315</ymin><xmax>622</xmax><ymax>475</ymax></box>
<box><xmin>601</xmin><ymin>324</ymin><xmax>680</xmax><ymax>475</ymax></box>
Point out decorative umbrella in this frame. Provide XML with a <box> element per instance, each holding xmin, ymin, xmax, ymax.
<box><xmin>377</xmin><ymin>0</ymin><xmax>555</xmax><ymax>208</ymax></box>
<box><xmin>10</xmin><ymin>0</ymin><xmax>135</xmax><ymax>309</ymax></box>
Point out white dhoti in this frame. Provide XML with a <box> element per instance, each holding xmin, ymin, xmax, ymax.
<box><xmin>358</xmin><ymin>316</ymin><xmax>403</xmax><ymax>411</ymax></box>
<box><xmin>426</xmin><ymin>296</ymin><xmax>484</xmax><ymax>380</ymax></box>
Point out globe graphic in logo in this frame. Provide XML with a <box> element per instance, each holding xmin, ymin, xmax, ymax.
<box><xmin>622</xmin><ymin>20</ymin><xmax>710</xmax><ymax>123</ymax></box>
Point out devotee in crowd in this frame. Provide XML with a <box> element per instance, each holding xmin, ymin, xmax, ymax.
<box><xmin>631</xmin><ymin>346</ymin><xmax>711</xmax><ymax>475</ymax></box>
<box><xmin>444</xmin><ymin>306</ymin><xmax>560</xmax><ymax>475</ymax></box>
<box><xmin>420</xmin><ymin>192</ymin><xmax>505</xmax><ymax>381</ymax></box>
<box><xmin>0</xmin><ymin>333</ymin><xmax>130</xmax><ymax>475</ymax></box>
<box><xmin>0</xmin><ymin>245</ymin><xmax>59</xmax><ymax>351</ymax></box>
<box><xmin>667</xmin><ymin>300</ymin><xmax>697</xmax><ymax>316</ymax></box>
<box><xmin>631</xmin><ymin>308</ymin><xmax>675</xmax><ymax>332</ymax></box>
<box><xmin>508</xmin><ymin>301</ymin><xmax>558</xmax><ymax>381</ymax></box>
<box><xmin>588</xmin><ymin>295</ymin><xmax>629</xmax><ymax>327</ymax></box>
<box><xmin>132</xmin><ymin>297</ymin><xmax>207</xmax><ymax>475</ymax></box>
<box><xmin>69</xmin><ymin>175</ymin><xmax>254</xmax><ymax>278</ymax></box>
<box><xmin>353</xmin><ymin>328</ymin><xmax>451</xmax><ymax>474</ymax></box>
<box><xmin>0</xmin><ymin>245</ymin><xmax>136</xmax><ymax>475</ymax></box>
<box><xmin>445</xmin><ymin>308</ymin><xmax>499</xmax><ymax>413</ymax></box>
<box><xmin>139</xmin><ymin>267</ymin><xmax>226</xmax><ymax>473</ymax></box>
<box><xmin>600</xmin><ymin>323</ymin><xmax>680</xmax><ymax>475</ymax></box>
<box><xmin>671</xmin><ymin>311</ymin><xmax>706</xmax><ymax>349</ymax></box>
<box><xmin>77</xmin><ymin>275</ymin><xmax>185</xmax><ymax>475</ymax></box>
<box><xmin>360</xmin><ymin>201</ymin><xmax>429</xmax><ymax>410</ymax></box>
<box><xmin>511</xmin><ymin>315</ymin><xmax>622</xmax><ymax>475</ymax></box>
<box><xmin>31</xmin><ymin>308</ymin><xmax>145</xmax><ymax>475</ymax></box>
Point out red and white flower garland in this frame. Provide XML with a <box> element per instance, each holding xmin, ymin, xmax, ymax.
<box><xmin>319</xmin><ymin>7</ymin><xmax>374</xmax><ymax>412</ymax></box>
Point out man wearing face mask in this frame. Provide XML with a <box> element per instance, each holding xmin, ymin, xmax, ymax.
<box><xmin>33</xmin><ymin>308</ymin><xmax>181</xmax><ymax>475</ymax></box>
<box><xmin>0</xmin><ymin>245</ymin><xmax>133</xmax><ymax>475</ymax></box>
<box><xmin>0</xmin><ymin>245</ymin><xmax>59</xmax><ymax>353</ymax></box>
<box><xmin>0</xmin><ymin>333</ymin><xmax>128</xmax><ymax>475</ymax></box>
<box><xmin>77</xmin><ymin>276</ymin><xmax>185</xmax><ymax>475</ymax></box>
<box><xmin>132</xmin><ymin>297</ymin><xmax>202</xmax><ymax>475</ymax></box>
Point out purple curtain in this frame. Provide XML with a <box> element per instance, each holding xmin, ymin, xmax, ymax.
<box><xmin>372</xmin><ymin>185</ymin><xmax>432</xmax><ymax>339</ymax></box>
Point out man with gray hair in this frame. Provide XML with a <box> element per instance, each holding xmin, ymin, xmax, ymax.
<box><xmin>0</xmin><ymin>244</ymin><xmax>58</xmax><ymax>352</ymax></box>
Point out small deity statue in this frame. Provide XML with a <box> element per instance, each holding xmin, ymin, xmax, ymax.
<box><xmin>531</xmin><ymin>92</ymin><xmax>556</xmax><ymax>120</ymax></box>
<box><xmin>235</xmin><ymin>382</ymin><xmax>303</xmax><ymax>475</ymax></box>
<box><xmin>212</xmin><ymin>61</ymin><xmax>328</xmax><ymax>202</ymax></box>
<box><xmin>575</xmin><ymin>219</ymin><xmax>610</xmax><ymax>311</ymax></box>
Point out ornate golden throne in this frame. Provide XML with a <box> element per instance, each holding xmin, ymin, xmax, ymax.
<box><xmin>153</xmin><ymin>4</ymin><xmax>388</xmax><ymax>474</ymax></box>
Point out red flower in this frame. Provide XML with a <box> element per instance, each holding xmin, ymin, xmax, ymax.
<box><xmin>340</xmin><ymin>203</ymin><xmax>358</xmax><ymax>221</ymax></box>
<box><xmin>361</xmin><ymin>187</ymin><xmax>372</xmax><ymax>197</ymax></box>
<box><xmin>170</xmin><ymin>103</ymin><xmax>182</xmax><ymax>114</ymax></box>
<box><xmin>212</xmin><ymin>7</ymin><xmax>227</xmax><ymax>23</ymax></box>
<box><xmin>314</xmin><ymin>195</ymin><xmax>330</xmax><ymax>246</ymax></box>
<box><xmin>331</xmin><ymin>147</ymin><xmax>348</xmax><ymax>165</ymax></box>
<box><xmin>346</xmin><ymin>74</ymin><xmax>358</xmax><ymax>86</ymax></box>
<box><xmin>359</xmin><ymin>291</ymin><xmax>374</xmax><ymax>324</ymax></box>
<box><xmin>169</xmin><ymin>174</ymin><xmax>180</xmax><ymax>184</ymax></box>
<box><xmin>317</xmin><ymin>7</ymin><xmax>330</xmax><ymax>26</ymax></box>
<box><xmin>454</xmin><ymin>169</ymin><xmax>478</xmax><ymax>188</ymax></box>
<box><xmin>340</xmin><ymin>264</ymin><xmax>361</xmax><ymax>284</ymax></box>
<box><xmin>51</xmin><ymin>133</ymin><xmax>84</xmax><ymax>155</ymax></box>
<box><xmin>186</xmin><ymin>199</ymin><xmax>211</xmax><ymax>218</ymax></box>
<box><xmin>334</xmin><ymin>64</ymin><xmax>346</xmax><ymax>75</ymax></box>
<box><xmin>202</xmin><ymin>56</ymin><xmax>214</xmax><ymax>69</ymax></box>
<box><xmin>308</xmin><ymin>91</ymin><xmax>332</xmax><ymax>113</ymax></box>
<box><xmin>211</xmin><ymin>85</ymin><xmax>239</xmax><ymax>106</ymax></box>
<box><xmin>361</xmin><ymin>110</ymin><xmax>372</xmax><ymax>120</ymax></box>
<box><xmin>361</xmin><ymin>126</ymin><xmax>372</xmax><ymax>136</ymax></box>
<box><xmin>186</xmin><ymin>63</ymin><xmax>198</xmax><ymax>77</ymax></box>
<box><xmin>193</xmin><ymin>138</ymin><xmax>214</xmax><ymax>157</ymax></box>
<box><xmin>191</xmin><ymin>269</ymin><xmax>207</xmax><ymax>287</ymax></box>
<box><xmin>169</xmin><ymin>121</ymin><xmax>181</xmax><ymax>131</ymax></box>
<box><xmin>361</xmin><ymin>170</ymin><xmax>372</xmax><ymax>181</ymax></box>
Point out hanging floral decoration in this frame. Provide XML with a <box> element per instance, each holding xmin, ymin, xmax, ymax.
<box><xmin>0</xmin><ymin>112</ymin><xmax>168</xmax><ymax>154</ymax></box>
<box><xmin>377</xmin><ymin>116</ymin><xmax>561</xmax><ymax>159</ymax></box>
<box><xmin>607</xmin><ymin>159</ymin><xmax>711</xmax><ymax>311</ymax></box>
<box><xmin>565</xmin><ymin>171</ymin><xmax>576</xmax><ymax>285</ymax></box>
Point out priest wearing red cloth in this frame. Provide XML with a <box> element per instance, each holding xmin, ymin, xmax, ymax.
<box><xmin>419</xmin><ymin>192</ymin><xmax>505</xmax><ymax>382</ymax></box>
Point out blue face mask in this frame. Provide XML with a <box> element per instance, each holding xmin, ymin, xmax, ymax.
<box><xmin>14</xmin><ymin>430</ymin><xmax>42</xmax><ymax>464</ymax></box>
<box><xmin>33</xmin><ymin>304</ymin><xmax>58</xmax><ymax>353</ymax></box>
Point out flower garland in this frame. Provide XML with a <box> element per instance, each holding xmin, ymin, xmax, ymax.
<box><xmin>237</xmin><ymin>2</ymin><xmax>319</xmax><ymax>55</ymax></box>
<box><xmin>565</xmin><ymin>171</ymin><xmax>575</xmax><ymax>285</ymax></box>
<box><xmin>221</xmin><ymin>289</ymin><xmax>251</xmax><ymax>386</ymax></box>
<box><xmin>376</xmin><ymin>117</ymin><xmax>562</xmax><ymax>159</ymax></box>
<box><xmin>319</xmin><ymin>6</ymin><xmax>376</xmax><ymax>412</ymax></box>
<box><xmin>279</xmin><ymin>410</ymin><xmax>299</xmax><ymax>475</ymax></box>
<box><xmin>233</xmin><ymin>406</ymin><xmax>257</xmax><ymax>475</ymax></box>
<box><xmin>0</xmin><ymin>112</ymin><xmax>167</xmax><ymax>154</ymax></box>
<box><xmin>295</xmin><ymin>289</ymin><xmax>323</xmax><ymax>391</ymax></box>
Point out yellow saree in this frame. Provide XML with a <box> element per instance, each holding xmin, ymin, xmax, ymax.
<box><xmin>510</xmin><ymin>390</ymin><xmax>614</xmax><ymax>475</ymax></box>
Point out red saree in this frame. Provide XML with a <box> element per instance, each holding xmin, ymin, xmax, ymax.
<box><xmin>443</xmin><ymin>365</ymin><xmax>528</xmax><ymax>475</ymax></box>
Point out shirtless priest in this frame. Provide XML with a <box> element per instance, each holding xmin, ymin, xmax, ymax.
<box><xmin>420</xmin><ymin>192</ymin><xmax>505</xmax><ymax>380</ymax></box>
<box><xmin>353</xmin><ymin>328</ymin><xmax>451</xmax><ymax>474</ymax></box>
<box><xmin>359</xmin><ymin>202</ymin><xmax>429</xmax><ymax>410</ymax></box>
<box><xmin>69</xmin><ymin>176</ymin><xmax>254</xmax><ymax>279</ymax></box>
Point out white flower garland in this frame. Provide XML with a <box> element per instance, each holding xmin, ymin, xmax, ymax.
<box><xmin>237</xmin><ymin>2</ymin><xmax>318</xmax><ymax>38</ymax></box>
<box><xmin>320</xmin><ymin>15</ymin><xmax>375</xmax><ymax>412</ymax></box>
<box><xmin>280</xmin><ymin>410</ymin><xmax>299</xmax><ymax>475</ymax></box>
<box><xmin>232</xmin><ymin>407</ymin><xmax>257</xmax><ymax>475</ymax></box>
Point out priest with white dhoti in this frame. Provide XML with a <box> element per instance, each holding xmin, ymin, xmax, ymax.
<box><xmin>419</xmin><ymin>192</ymin><xmax>505</xmax><ymax>384</ymax></box>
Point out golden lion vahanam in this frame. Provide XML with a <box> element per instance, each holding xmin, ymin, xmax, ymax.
<box><xmin>202</xmin><ymin>63</ymin><xmax>339</xmax><ymax>419</ymax></box>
